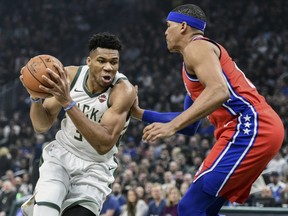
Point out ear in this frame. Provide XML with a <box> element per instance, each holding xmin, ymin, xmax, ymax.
<box><xmin>180</xmin><ymin>22</ymin><xmax>188</xmax><ymax>33</ymax></box>
<box><xmin>86</xmin><ymin>56</ymin><xmax>91</xmax><ymax>66</ymax></box>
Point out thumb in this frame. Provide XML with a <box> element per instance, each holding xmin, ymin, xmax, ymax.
<box><xmin>134</xmin><ymin>85</ymin><xmax>138</xmax><ymax>94</ymax></box>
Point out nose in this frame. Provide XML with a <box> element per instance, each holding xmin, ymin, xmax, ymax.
<box><xmin>103</xmin><ymin>62</ymin><xmax>113</xmax><ymax>71</ymax></box>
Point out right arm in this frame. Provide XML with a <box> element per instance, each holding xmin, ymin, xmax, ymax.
<box><xmin>131</xmin><ymin>91</ymin><xmax>201</xmax><ymax>136</ymax></box>
<box><xmin>29</xmin><ymin>97</ymin><xmax>62</xmax><ymax>133</ymax></box>
<box><xmin>20</xmin><ymin>66</ymin><xmax>78</xmax><ymax>133</ymax></box>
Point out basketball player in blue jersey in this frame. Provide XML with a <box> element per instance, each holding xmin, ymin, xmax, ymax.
<box><xmin>19</xmin><ymin>32</ymin><xmax>136</xmax><ymax>216</ymax></box>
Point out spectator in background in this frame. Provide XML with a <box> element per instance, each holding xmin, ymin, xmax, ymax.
<box><xmin>144</xmin><ymin>182</ymin><xmax>154</xmax><ymax>204</ymax></box>
<box><xmin>124</xmin><ymin>137</ymin><xmax>138</xmax><ymax>161</ymax></box>
<box><xmin>111</xmin><ymin>183</ymin><xmax>126</xmax><ymax>207</ymax></box>
<box><xmin>17</xmin><ymin>172</ymin><xmax>33</xmax><ymax>197</ymax></box>
<box><xmin>174</xmin><ymin>171</ymin><xmax>184</xmax><ymax>190</ymax></box>
<box><xmin>267</xmin><ymin>171</ymin><xmax>286</xmax><ymax>207</ymax></box>
<box><xmin>136</xmin><ymin>186</ymin><xmax>146</xmax><ymax>201</ymax></box>
<box><xmin>266</xmin><ymin>152</ymin><xmax>288</xmax><ymax>176</ymax></box>
<box><xmin>121</xmin><ymin>169</ymin><xmax>137</xmax><ymax>193</ymax></box>
<box><xmin>179</xmin><ymin>182</ymin><xmax>189</xmax><ymax>197</ymax></box>
<box><xmin>121</xmin><ymin>188</ymin><xmax>148</xmax><ymax>216</ymax></box>
<box><xmin>161</xmin><ymin>186</ymin><xmax>181</xmax><ymax>216</ymax></box>
<box><xmin>162</xmin><ymin>171</ymin><xmax>175</xmax><ymax>191</ymax></box>
<box><xmin>146</xmin><ymin>183</ymin><xmax>166</xmax><ymax>216</ymax></box>
<box><xmin>3</xmin><ymin>170</ymin><xmax>16</xmax><ymax>185</ymax></box>
<box><xmin>0</xmin><ymin>180</ymin><xmax>16</xmax><ymax>216</ymax></box>
<box><xmin>100</xmin><ymin>194</ymin><xmax>121</xmax><ymax>216</ymax></box>
<box><xmin>182</xmin><ymin>173</ymin><xmax>193</xmax><ymax>186</ymax></box>
<box><xmin>0</xmin><ymin>147</ymin><xmax>12</xmax><ymax>178</ymax></box>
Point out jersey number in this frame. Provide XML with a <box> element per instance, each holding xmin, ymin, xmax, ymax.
<box><xmin>74</xmin><ymin>129</ymin><xmax>83</xmax><ymax>141</ymax></box>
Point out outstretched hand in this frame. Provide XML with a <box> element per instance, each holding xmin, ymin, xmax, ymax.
<box><xmin>130</xmin><ymin>85</ymin><xmax>143</xmax><ymax>121</ymax></box>
<box><xmin>142</xmin><ymin>122</ymin><xmax>176</xmax><ymax>142</ymax></box>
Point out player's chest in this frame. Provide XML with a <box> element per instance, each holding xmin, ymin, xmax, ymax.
<box><xmin>72</xmin><ymin>92</ymin><xmax>109</xmax><ymax>122</ymax></box>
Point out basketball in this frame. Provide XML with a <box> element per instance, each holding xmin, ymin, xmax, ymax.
<box><xmin>22</xmin><ymin>54</ymin><xmax>63</xmax><ymax>93</ymax></box>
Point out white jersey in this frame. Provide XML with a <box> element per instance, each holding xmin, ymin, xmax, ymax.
<box><xmin>56</xmin><ymin>65</ymin><xmax>130</xmax><ymax>162</ymax></box>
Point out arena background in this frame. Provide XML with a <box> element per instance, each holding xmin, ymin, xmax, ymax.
<box><xmin>0</xmin><ymin>0</ymin><xmax>288</xmax><ymax>215</ymax></box>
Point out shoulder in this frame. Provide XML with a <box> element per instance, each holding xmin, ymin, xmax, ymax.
<box><xmin>110</xmin><ymin>78</ymin><xmax>136</xmax><ymax>104</ymax></box>
<box><xmin>184</xmin><ymin>39</ymin><xmax>219</xmax><ymax>58</ymax></box>
<box><xmin>65</xmin><ymin>66</ymin><xmax>80</xmax><ymax>82</ymax></box>
<box><xmin>183</xmin><ymin>39</ymin><xmax>220</xmax><ymax>71</ymax></box>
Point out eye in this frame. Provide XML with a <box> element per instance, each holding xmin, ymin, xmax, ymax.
<box><xmin>111</xmin><ymin>61</ymin><xmax>118</xmax><ymax>65</ymax></box>
<box><xmin>98</xmin><ymin>59</ymin><xmax>105</xmax><ymax>64</ymax></box>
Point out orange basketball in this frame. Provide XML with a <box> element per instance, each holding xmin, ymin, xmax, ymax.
<box><xmin>22</xmin><ymin>54</ymin><xmax>63</xmax><ymax>93</ymax></box>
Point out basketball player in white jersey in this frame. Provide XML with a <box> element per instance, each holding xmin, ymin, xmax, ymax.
<box><xmin>19</xmin><ymin>32</ymin><xmax>136</xmax><ymax>216</ymax></box>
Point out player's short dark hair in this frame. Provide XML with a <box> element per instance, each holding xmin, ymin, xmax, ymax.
<box><xmin>172</xmin><ymin>4</ymin><xmax>207</xmax><ymax>23</ymax></box>
<box><xmin>88</xmin><ymin>32</ymin><xmax>123</xmax><ymax>53</ymax></box>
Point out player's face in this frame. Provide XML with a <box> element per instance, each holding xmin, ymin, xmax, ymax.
<box><xmin>87</xmin><ymin>48</ymin><xmax>119</xmax><ymax>90</ymax></box>
<box><xmin>165</xmin><ymin>21</ymin><xmax>181</xmax><ymax>52</ymax></box>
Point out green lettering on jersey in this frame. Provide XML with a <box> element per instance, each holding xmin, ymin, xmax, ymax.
<box><xmin>89</xmin><ymin>108</ymin><xmax>99</xmax><ymax>121</ymax></box>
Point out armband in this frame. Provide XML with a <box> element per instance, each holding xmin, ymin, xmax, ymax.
<box><xmin>64</xmin><ymin>101</ymin><xmax>76</xmax><ymax>111</ymax></box>
<box><xmin>30</xmin><ymin>97</ymin><xmax>42</xmax><ymax>103</ymax></box>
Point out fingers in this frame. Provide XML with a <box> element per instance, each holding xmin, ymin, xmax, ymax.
<box><xmin>19</xmin><ymin>67</ymin><xmax>25</xmax><ymax>84</ymax></box>
<box><xmin>20</xmin><ymin>67</ymin><xmax>25</xmax><ymax>75</ymax></box>
<box><xmin>40</xmin><ymin>70</ymin><xmax>61</xmax><ymax>94</ymax></box>
<box><xmin>142</xmin><ymin>123</ymin><xmax>161</xmax><ymax>142</ymax></box>
<box><xmin>53</xmin><ymin>63</ymin><xmax>67</xmax><ymax>80</ymax></box>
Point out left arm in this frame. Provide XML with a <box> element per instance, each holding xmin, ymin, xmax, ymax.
<box><xmin>40</xmin><ymin>64</ymin><xmax>136</xmax><ymax>154</ymax></box>
<box><xmin>170</xmin><ymin>41</ymin><xmax>230</xmax><ymax>131</ymax></box>
<box><xmin>143</xmin><ymin>40</ymin><xmax>230</xmax><ymax>141</ymax></box>
<box><xmin>66</xmin><ymin>80</ymin><xmax>136</xmax><ymax>154</ymax></box>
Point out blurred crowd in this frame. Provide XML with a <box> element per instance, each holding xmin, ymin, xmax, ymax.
<box><xmin>0</xmin><ymin>0</ymin><xmax>288</xmax><ymax>215</ymax></box>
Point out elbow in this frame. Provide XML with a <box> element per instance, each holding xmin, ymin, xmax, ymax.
<box><xmin>96</xmin><ymin>146</ymin><xmax>112</xmax><ymax>155</ymax></box>
<box><xmin>33</xmin><ymin>126</ymin><xmax>50</xmax><ymax>134</ymax></box>
<box><xmin>96</xmin><ymin>145</ymin><xmax>108</xmax><ymax>155</ymax></box>
<box><xmin>222</xmin><ymin>88</ymin><xmax>230</xmax><ymax>102</ymax></box>
<box><xmin>94</xmin><ymin>141</ymin><xmax>114</xmax><ymax>155</ymax></box>
<box><xmin>218</xmin><ymin>84</ymin><xmax>230</xmax><ymax>103</ymax></box>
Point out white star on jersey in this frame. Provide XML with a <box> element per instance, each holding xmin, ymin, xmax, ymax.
<box><xmin>244</xmin><ymin>122</ymin><xmax>252</xmax><ymax>128</ymax></box>
<box><xmin>243</xmin><ymin>115</ymin><xmax>251</xmax><ymax>122</ymax></box>
<box><xmin>243</xmin><ymin>128</ymin><xmax>251</xmax><ymax>135</ymax></box>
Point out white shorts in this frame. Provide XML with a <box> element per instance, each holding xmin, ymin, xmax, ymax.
<box><xmin>34</xmin><ymin>141</ymin><xmax>117</xmax><ymax>215</ymax></box>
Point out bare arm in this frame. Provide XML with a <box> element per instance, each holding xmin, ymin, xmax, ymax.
<box><xmin>65</xmin><ymin>79</ymin><xmax>136</xmax><ymax>154</ymax></box>
<box><xmin>20</xmin><ymin>66</ymin><xmax>78</xmax><ymax>133</ymax></box>
<box><xmin>143</xmin><ymin>40</ymin><xmax>230</xmax><ymax>141</ymax></box>
<box><xmin>29</xmin><ymin>63</ymin><xmax>135</xmax><ymax>154</ymax></box>
<box><xmin>170</xmin><ymin>40</ymin><xmax>230</xmax><ymax>131</ymax></box>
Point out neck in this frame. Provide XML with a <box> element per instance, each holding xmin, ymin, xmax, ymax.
<box><xmin>191</xmin><ymin>32</ymin><xmax>204</xmax><ymax>41</ymax></box>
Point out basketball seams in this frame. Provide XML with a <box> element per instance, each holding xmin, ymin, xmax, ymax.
<box><xmin>39</xmin><ymin>56</ymin><xmax>55</xmax><ymax>82</ymax></box>
<box><xmin>26</xmin><ymin>62</ymin><xmax>45</xmax><ymax>86</ymax></box>
<box><xmin>22</xmin><ymin>54</ymin><xmax>62</xmax><ymax>94</ymax></box>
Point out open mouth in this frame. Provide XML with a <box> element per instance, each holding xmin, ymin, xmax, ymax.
<box><xmin>102</xmin><ymin>75</ymin><xmax>112</xmax><ymax>83</ymax></box>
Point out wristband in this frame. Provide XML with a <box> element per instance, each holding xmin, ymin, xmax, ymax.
<box><xmin>64</xmin><ymin>101</ymin><xmax>76</xmax><ymax>111</ymax></box>
<box><xmin>30</xmin><ymin>97</ymin><xmax>42</xmax><ymax>103</ymax></box>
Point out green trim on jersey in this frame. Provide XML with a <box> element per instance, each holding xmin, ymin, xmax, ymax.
<box><xmin>83</xmin><ymin>70</ymin><xmax>106</xmax><ymax>98</ymax></box>
<box><xmin>111</xmin><ymin>155</ymin><xmax>119</xmax><ymax>183</ymax></box>
<box><xmin>70</xmin><ymin>66</ymin><xmax>83</xmax><ymax>90</ymax></box>
<box><xmin>63</xmin><ymin>200</ymin><xmax>96</xmax><ymax>213</ymax></box>
<box><xmin>35</xmin><ymin>201</ymin><xmax>60</xmax><ymax>212</ymax></box>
